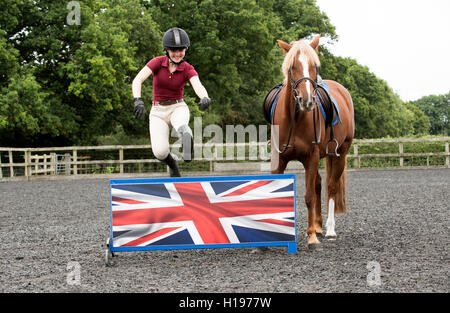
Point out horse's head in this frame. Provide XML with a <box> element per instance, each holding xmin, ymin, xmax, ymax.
<box><xmin>278</xmin><ymin>36</ymin><xmax>321</xmax><ymax>112</ymax></box>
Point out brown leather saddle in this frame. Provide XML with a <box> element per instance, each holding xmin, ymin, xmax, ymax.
<box><xmin>262</xmin><ymin>84</ymin><xmax>283</xmax><ymax>124</ymax></box>
<box><xmin>315</xmin><ymin>82</ymin><xmax>340</xmax><ymax>128</ymax></box>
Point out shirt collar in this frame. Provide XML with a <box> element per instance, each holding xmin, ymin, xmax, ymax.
<box><xmin>162</xmin><ymin>56</ymin><xmax>186</xmax><ymax>71</ymax></box>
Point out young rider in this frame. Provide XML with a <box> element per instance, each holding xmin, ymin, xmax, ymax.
<box><xmin>132</xmin><ymin>27</ymin><xmax>211</xmax><ymax>177</ymax></box>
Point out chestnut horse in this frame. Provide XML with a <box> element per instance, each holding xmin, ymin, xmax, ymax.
<box><xmin>271</xmin><ymin>36</ymin><xmax>355</xmax><ymax>248</ymax></box>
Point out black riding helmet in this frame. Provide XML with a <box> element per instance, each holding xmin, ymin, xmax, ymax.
<box><xmin>163</xmin><ymin>28</ymin><xmax>190</xmax><ymax>65</ymax></box>
<box><xmin>163</xmin><ymin>27</ymin><xmax>190</xmax><ymax>50</ymax></box>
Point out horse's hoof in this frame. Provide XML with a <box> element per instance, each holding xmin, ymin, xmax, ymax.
<box><xmin>250</xmin><ymin>246</ymin><xmax>269</xmax><ymax>254</ymax></box>
<box><xmin>307</xmin><ymin>243</ymin><xmax>321</xmax><ymax>250</ymax></box>
<box><xmin>325</xmin><ymin>234</ymin><xmax>337</xmax><ymax>241</ymax></box>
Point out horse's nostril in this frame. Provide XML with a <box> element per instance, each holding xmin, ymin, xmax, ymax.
<box><xmin>300</xmin><ymin>100</ymin><xmax>314</xmax><ymax>112</ymax></box>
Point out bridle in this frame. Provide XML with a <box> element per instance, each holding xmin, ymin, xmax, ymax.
<box><xmin>272</xmin><ymin>67</ymin><xmax>323</xmax><ymax>154</ymax></box>
<box><xmin>288</xmin><ymin>68</ymin><xmax>318</xmax><ymax>105</ymax></box>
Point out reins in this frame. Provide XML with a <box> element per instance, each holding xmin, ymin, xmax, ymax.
<box><xmin>272</xmin><ymin>99</ymin><xmax>297</xmax><ymax>154</ymax></box>
<box><xmin>272</xmin><ymin>69</ymin><xmax>322</xmax><ymax>154</ymax></box>
<box><xmin>273</xmin><ymin>64</ymin><xmax>344</xmax><ymax>157</ymax></box>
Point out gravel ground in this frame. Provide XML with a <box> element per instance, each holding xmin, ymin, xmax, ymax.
<box><xmin>0</xmin><ymin>168</ymin><xmax>448</xmax><ymax>293</ymax></box>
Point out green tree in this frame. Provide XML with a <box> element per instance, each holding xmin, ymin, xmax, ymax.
<box><xmin>272</xmin><ymin>0</ymin><xmax>336</xmax><ymax>41</ymax></box>
<box><xmin>412</xmin><ymin>93</ymin><xmax>449</xmax><ymax>135</ymax></box>
<box><xmin>0</xmin><ymin>27</ymin><xmax>61</xmax><ymax>146</ymax></box>
<box><xmin>403</xmin><ymin>101</ymin><xmax>430</xmax><ymax>136</ymax></box>
<box><xmin>0</xmin><ymin>68</ymin><xmax>61</xmax><ymax>145</ymax></box>
<box><xmin>0</xmin><ymin>29</ymin><xmax>19</xmax><ymax>84</ymax></box>
<box><xmin>64</xmin><ymin>0</ymin><xmax>162</xmax><ymax>143</ymax></box>
<box><xmin>0</xmin><ymin>0</ymin><xmax>162</xmax><ymax>146</ymax></box>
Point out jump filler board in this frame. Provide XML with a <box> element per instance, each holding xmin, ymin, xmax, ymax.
<box><xmin>107</xmin><ymin>174</ymin><xmax>297</xmax><ymax>260</ymax></box>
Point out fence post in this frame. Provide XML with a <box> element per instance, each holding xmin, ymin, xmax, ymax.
<box><xmin>51</xmin><ymin>153</ymin><xmax>57</xmax><ymax>175</ymax></box>
<box><xmin>119</xmin><ymin>147</ymin><xmax>124</xmax><ymax>174</ymax></box>
<box><xmin>43</xmin><ymin>154</ymin><xmax>48</xmax><ymax>175</ymax></box>
<box><xmin>0</xmin><ymin>152</ymin><xmax>2</xmax><ymax>179</ymax></box>
<box><xmin>73</xmin><ymin>149</ymin><xmax>78</xmax><ymax>176</ymax></box>
<box><xmin>445</xmin><ymin>141</ymin><xmax>449</xmax><ymax>168</ymax></box>
<box><xmin>64</xmin><ymin>153</ymin><xmax>71</xmax><ymax>175</ymax></box>
<box><xmin>9</xmin><ymin>150</ymin><xmax>14</xmax><ymax>177</ymax></box>
<box><xmin>25</xmin><ymin>150</ymin><xmax>31</xmax><ymax>178</ymax></box>
<box><xmin>399</xmin><ymin>142</ymin><xmax>404</xmax><ymax>167</ymax></box>
<box><xmin>23</xmin><ymin>151</ymin><xmax>26</xmax><ymax>178</ymax></box>
<box><xmin>33</xmin><ymin>154</ymin><xmax>38</xmax><ymax>174</ymax></box>
<box><xmin>353</xmin><ymin>143</ymin><xmax>359</xmax><ymax>168</ymax></box>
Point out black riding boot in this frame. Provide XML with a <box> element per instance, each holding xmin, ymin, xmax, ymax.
<box><xmin>161</xmin><ymin>153</ymin><xmax>181</xmax><ymax>177</ymax></box>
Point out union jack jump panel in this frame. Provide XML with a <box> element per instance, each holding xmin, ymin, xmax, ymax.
<box><xmin>109</xmin><ymin>174</ymin><xmax>297</xmax><ymax>253</ymax></box>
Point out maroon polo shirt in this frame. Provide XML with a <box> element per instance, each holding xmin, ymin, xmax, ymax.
<box><xmin>146</xmin><ymin>56</ymin><xmax>198</xmax><ymax>103</ymax></box>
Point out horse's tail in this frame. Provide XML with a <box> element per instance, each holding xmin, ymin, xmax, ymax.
<box><xmin>325</xmin><ymin>156</ymin><xmax>347</xmax><ymax>214</ymax></box>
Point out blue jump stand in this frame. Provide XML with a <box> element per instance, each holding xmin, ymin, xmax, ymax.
<box><xmin>105</xmin><ymin>174</ymin><xmax>297</xmax><ymax>265</ymax></box>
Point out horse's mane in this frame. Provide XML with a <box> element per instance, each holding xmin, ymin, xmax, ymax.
<box><xmin>281</xmin><ymin>40</ymin><xmax>321</xmax><ymax>85</ymax></box>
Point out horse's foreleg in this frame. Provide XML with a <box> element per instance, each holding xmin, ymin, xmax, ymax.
<box><xmin>325</xmin><ymin>198</ymin><xmax>337</xmax><ymax>239</ymax></box>
<box><xmin>303</xmin><ymin>152</ymin><xmax>321</xmax><ymax>247</ymax></box>
<box><xmin>314</xmin><ymin>170</ymin><xmax>323</xmax><ymax>236</ymax></box>
<box><xmin>270</xmin><ymin>154</ymin><xmax>288</xmax><ymax>174</ymax></box>
<box><xmin>325</xmin><ymin>154</ymin><xmax>347</xmax><ymax>240</ymax></box>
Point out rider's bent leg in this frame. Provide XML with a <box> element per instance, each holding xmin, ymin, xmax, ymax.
<box><xmin>161</xmin><ymin>153</ymin><xmax>181</xmax><ymax>177</ymax></box>
<box><xmin>170</xmin><ymin>104</ymin><xmax>193</xmax><ymax>162</ymax></box>
<box><xmin>149</xmin><ymin>113</ymin><xmax>181</xmax><ymax>177</ymax></box>
<box><xmin>177</xmin><ymin>124</ymin><xmax>193</xmax><ymax>162</ymax></box>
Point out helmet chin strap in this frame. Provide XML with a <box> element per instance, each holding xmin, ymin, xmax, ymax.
<box><xmin>165</xmin><ymin>50</ymin><xmax>185</xmax><ymax>65</ymax></box>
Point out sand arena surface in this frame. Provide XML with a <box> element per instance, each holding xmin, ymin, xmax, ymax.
<box><xmin>0</xmin><ymin>169</ymin><xmax>448</xmax><ymax>293</ymax></box>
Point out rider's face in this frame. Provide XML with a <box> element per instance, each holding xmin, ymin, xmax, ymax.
<box><xmin>167</xmin><ymin>48</ymin><xmax>186</xmax><ymax>63</ymax></box>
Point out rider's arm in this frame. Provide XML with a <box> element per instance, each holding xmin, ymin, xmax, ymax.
<box><xmin>132</xmin><ymin>66</ymin><xmax>152</xmax><ymax>98</ymax></box>
<box><xmin>189</xmin><ymin>75</ymin><xmax>208</xmax><ymax>99</ymax></box>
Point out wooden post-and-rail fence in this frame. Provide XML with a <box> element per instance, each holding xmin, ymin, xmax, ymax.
<box><xmin>0</xmin><ymin>138</ymin><xmax>449</xmax><ymax>180</ymax></box>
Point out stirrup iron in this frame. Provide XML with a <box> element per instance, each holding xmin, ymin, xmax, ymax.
<box><xmin>326</xmin><ymin>138</ymin><xmax>340</xmax><ymax>157</ymax></box>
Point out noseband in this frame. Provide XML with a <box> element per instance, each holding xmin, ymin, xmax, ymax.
<box><xmin>288</xmin><ymin>68</ymin><xmax>318</xmax><ymax>104</ymax></box>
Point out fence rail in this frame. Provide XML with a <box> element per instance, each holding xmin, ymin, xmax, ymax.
<box><xmin>1</xmin><ymin>138</ymin><xmax>449</xmax><ymax>180</ymax></box>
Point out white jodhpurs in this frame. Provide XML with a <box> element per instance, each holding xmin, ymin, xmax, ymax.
<box><xmin>149</xmin><ymin>102</ymin><xmax>190</xmax><ymax>160</ymax></box>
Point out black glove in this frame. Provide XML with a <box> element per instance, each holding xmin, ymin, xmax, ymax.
<box><xmin>134</xmin><ymin>97</ymin><xmax>147</xmax><ymax>119</ymax></box>
<box><xmin>198</xmin><ymin>97</ymin><xmax>211</xmax><ymax>111</ymax></box>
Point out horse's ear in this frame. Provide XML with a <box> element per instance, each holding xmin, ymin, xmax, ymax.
<box><xmin>310</xmin><ymin>35</ymin><xmax>320</xmax><ymax>53</ymax></box>
<box><xmin>277</xmin><ymin>40</ymin><xmax>292</xmax><ymax>55</ymax></box>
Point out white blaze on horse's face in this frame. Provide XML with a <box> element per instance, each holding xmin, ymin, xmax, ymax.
<box><xmin>298</xmin><ymin>53</ymin><xmax>314</xmax><ymax>111</ymax></box>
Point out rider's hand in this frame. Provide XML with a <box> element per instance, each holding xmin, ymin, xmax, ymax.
<box><xmin>198</xmin><ymin>97</ymin><xmax>211</xmax><ymax>111</ymax></box>
<box><xmin>134</xmin><ymin>98</ymin><xmax>147</xmax><ymax>119</ymax></box>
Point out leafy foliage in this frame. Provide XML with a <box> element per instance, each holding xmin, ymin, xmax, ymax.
<box><xmin>0</xmin><ymin>0</ymin><xmax>437</xmax><ymax>147</ymax></box>
<box><xmin>0</xmin><ymin>0</ymin><xmax>161</xmax><ymax>146</ymax></box>
<box><xmin>412</xmin><ymin>93</ymin><xmax>449</xmax><ymax>135</ymax></box>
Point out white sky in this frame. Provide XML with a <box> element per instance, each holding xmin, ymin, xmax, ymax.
<box><xmin>315</xmin><ymin>0</ymin><xmax>450</xmax><ymax>102</ymax></box>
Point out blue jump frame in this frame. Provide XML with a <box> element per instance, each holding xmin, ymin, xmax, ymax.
<box><xmin>108</xmin><ymin>174</ymin><xmax>297</xmax><ymax>255</ymax></box>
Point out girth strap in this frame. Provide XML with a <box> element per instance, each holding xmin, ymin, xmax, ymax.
<box><xmin>315</xmin><ymin>83</ymin><xmax>340</xmax><ymax>156</ymax></box>
<box><xmin>312</xmin><ymin>106</ymin><xmax>322</xmax><ymax>145</ymax></box>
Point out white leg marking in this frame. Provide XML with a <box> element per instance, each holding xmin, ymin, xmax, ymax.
<box><xmin>326</xmin><ymin>198</ymin><xmax>337</xmax><ymax>239</ymax></box>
